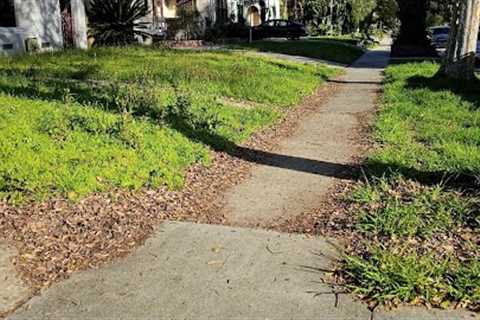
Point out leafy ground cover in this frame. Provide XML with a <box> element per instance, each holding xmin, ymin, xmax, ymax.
<box><xmin>0</xmin><ymin>46</ymin><xmax>337</xmax><ymax>202</ymax></box>
<box><xmin>230</xmin><ymin>39</ymin><xmax>365</xmax><ymax>65</ymax></box>
<box><xmin>344</xmin><ymin>62</ymin><xmax>480</xmax><ymax>311</ymax></box>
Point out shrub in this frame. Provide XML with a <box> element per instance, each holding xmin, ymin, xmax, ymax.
<box><xmin>88</xmin><ymin>0</ymin><xmax>150</xmax><ymax>45</ymax></box>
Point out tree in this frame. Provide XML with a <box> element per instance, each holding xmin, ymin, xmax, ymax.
<box><xmin>301</xmin><ymin>0</ymin><xmax>397</xmax><ymax>37</ymax></box>
<box><xmin>391</xmin><ymin>0</ymin><xmax>437</xmax><ymax>56</ymax></box>
<box><xmin>439</xmin><ymin>0</ymin><xmax>480</xmax><ymax>80</ymax></box>
<box><xmin>427</xmin><ymin>0</ymin><xmax>455</xmax><ymax>26</ymax></box>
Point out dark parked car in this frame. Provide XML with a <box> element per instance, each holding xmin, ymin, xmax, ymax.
<box><xmin>429</xmin><ymin>26</ymin><xmax>450</xmax><ymax>48</ymax></box>
<box><xmin>252</xmin><ymin>20</ymin><xmax>307</xmax><ymax>40</ymax></box>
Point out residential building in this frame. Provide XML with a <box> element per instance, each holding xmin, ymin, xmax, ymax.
<box><xmin>0</xmin><ymin>0</ymin><xmax>87</xmax><ymax>55</ymax></box>
<box><xmin>149</xmin><ymin>0</ymin><xmax>280</xmax><ymax>28</ymax></box>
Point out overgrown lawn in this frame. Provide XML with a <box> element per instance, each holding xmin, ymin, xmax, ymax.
<box><xmin>0</xmin><ymin>46</ymin><xmax>337</xmax><ymax>202</ymax></box>
<box><xmin>344</xmin><ymin>63</ymin><xmax>480</xmax><ymax>311</ymax></box>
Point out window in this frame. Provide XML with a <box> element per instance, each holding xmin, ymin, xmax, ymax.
<box><xmin>0</xmin><ymin>0</ymin><xmax>16</xmax><ymax>27</ymax></box>
<box><xmin>432</xmin><ymin>27</ymin><xmax>450</xmax><ymax>36</ymax></box>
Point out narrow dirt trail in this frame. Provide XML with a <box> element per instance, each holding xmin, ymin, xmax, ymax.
<box><xmin>221</xmin><ymin>46</ymin><xmax>390</xmax><ymax>227</ymax></box>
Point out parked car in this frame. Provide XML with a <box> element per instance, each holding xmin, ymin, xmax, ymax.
<box><xmin>252</xmin><ymin>20</ymin><xmax>307</xmax><ymax>40</ymax></box>
<box><xmin>430</xmin><ymin>26</ymin><xmax>450</xmax><ymax>48</ymax></box>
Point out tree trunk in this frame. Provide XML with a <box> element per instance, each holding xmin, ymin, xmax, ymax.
<box><xmin>440</xmin><ymin>0</ymin><xmax>480</xmax><ymax>80</ymax></box>
<box><xmin>391</xmin><ymin>0</ymin><xmax>437</xmax><ymax>57</ymax></box>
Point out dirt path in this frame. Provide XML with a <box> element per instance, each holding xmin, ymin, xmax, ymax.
<box><xmin>220</xmin><ymin>46</ymin><xmax>389</xmax><ymax>227</ymax></box>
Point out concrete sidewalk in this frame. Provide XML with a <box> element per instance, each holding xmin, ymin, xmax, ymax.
<box><xmin>8</xmin><ymin>222</ymin><xmax>476</xmax><ymax>320</ymax></box>
<box><xmin>221</xmin><ymin>46</ymin><xmax>388</xmax><ymax>227</ymax></box>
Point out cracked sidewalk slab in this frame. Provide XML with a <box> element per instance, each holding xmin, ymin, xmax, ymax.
<box><xmin>8</xmin><ymin>222</ymin><xmax>476</xmax><ymax>319</ymax></box>
<box><xmin>0</xmin><ymin>242</ymin><xmax>31</xmax><ymax>317</ymax></box>
<box><xmin>9</xmin><ymin>221</ymin><xmax>364</xmax><ymax>320</ymax></box>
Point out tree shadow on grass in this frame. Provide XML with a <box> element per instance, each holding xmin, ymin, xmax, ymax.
<box><xmin>0</xmin><ymin>77</ymin><xmax>118</xmax><ymax>111</ymax></box>
<box><xmin>404</xmin><ymin>73</ymin><xmax>480</xmax><ymax>109</ymax></box>
<box><xmin>367</xmin><ymin>160</ymin><xmax>479</xmax><ymax>189</ymax></box>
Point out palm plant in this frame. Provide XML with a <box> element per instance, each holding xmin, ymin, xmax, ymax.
<box><xmin>88</xmin><ymin>0</ymin><xmax>151</xmax><ymax>45</ymax></box>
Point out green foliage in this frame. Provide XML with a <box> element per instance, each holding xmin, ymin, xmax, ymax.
<box><xmin>345</xmin><ymin>62</ymin><xmax>480</xmax><ymax>310</ymax></box>
<box><xmin>0</xmin><ymin>47</ymin><xmax>336</xmax><ymax>202</ymax></box>
<box><xmin>87</xmin><ymin>0</ymin><xmax>150</xmax><ymax>45</ymax></box>
<box><xmin>353</xmin><ymin>177</ymin><xmax>474</xmax><ymax>238</ymax></box>
<box><xmin>301</xmin><ymin>0</ymin><xmax>398</xmax><ymax>38</ymax></box>
<box><xmin>427</xmin><ymin>0</ymin><xmax>455</xmax><ymax>27</ymax></box>
<box><xmin>346</xmin><ymin>251</ymin><xmax>480</xmax><ymax>309</ymax></box>
<box><xmin>349</xmin><ymin>0</ymin><xmax>377</xmax><ymax>26</ymax></box>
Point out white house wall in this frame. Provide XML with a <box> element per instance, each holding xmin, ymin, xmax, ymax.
<box><xmin>14</xmin><ymin>0</ymin><xmax>64</xmax><ymax>49</ymax></box>
<box><xmin>71</xmin><ymin>0</ymin><xmax>88</xmax><ymax>49</ymax></box>
<box><xmin>1</xmin><ymin>0</ymin><xmax>64</xmax><ymax>56</ymax></box>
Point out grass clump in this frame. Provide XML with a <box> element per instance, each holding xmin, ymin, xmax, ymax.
<box><xmin>0</xmin><ymin>46</ymin><xmax>337</xmax><ymax>202</ymax></box>
<box><xmin>352</xmin><ymin>177</ymin><xmax>475</xmax><ymax>238</ymax></box>
<box><xmin>346</xmin><ymin>250</ymin><xmax>480</xmax><ymax>310</ymax></box>
<box><xmin>230</xmin><ymin>39</ymin><xmax>365</xmax><ymax>65</ymax></box>
<box><xmin>344</xmin><ymin>62</ymin><xmax>480</xmax><ymax>311</ymax></box>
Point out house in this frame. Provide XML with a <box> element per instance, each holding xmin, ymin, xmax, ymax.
<box><xmin>148</xmin><ymin>0</ymin><xmax>281</xmax><ymax>29</ymax></box>
<box><xmin>0</xmin><ymin>0</ymin><xmax>88</xmax><ymax>55</ymax></box>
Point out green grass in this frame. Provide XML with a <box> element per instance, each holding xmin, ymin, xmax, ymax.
<box><xmin>0</xmin><ymin>46</ymin><xmax>337</xmax><ymax>202</ymax></box>
<box><xmin>230</xmin><ymin>39</ymin><xmax>365</xmax><ymax>65</ymax></box>
<box><xmin>344</xmin><ymin>63</ymin><xmax>480</xmax><ymax>311</ymax></box>
<box><xmin>346</xmin><ymin>249</ymin><xmax>480</xmax><ymax>309</ymax></box>
<box><xmin>0</xmin><ymin>95</ymin><xmax>209</xmax><ymax>202</ymax></box>
<box><xmin>352</xmin><ymin>177</ymin><xmax>474</xmax><ymax>238</ymax></box>
<box><xmin>309</xmin><ymin>35</ymin><xmax>360</xmax><ymax>46</ymax></box>
<box><xmin>0</xmin><ymin>46</ymin><xmax>336</xmax><ymax>107</ymax></box>
<box><xmin>368</xmin><ymin>63</ymin><xmax>480</xmax><ymax>180</ymax></box>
